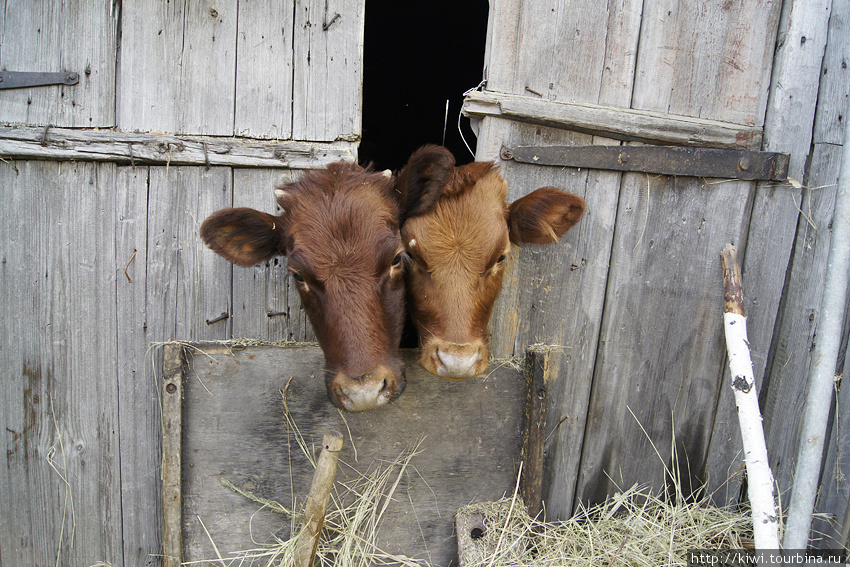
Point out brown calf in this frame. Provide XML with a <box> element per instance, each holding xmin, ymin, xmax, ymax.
<box><xmin>201</xmin><ymin>163</ymin><xmax>407</xmax><ymax>411</ymax></box>
<box><xmin>397</xmin><ymin>145</ymin><xmax>585</xmax><ymax>378</ymax></box>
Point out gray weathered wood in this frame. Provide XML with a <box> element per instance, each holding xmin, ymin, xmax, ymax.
<box><xmin>117</xmin><ymin>0</ymin><xmax>237</xmax><ymax>135</ymax></box>
<box><xmin>292</xmin><ymin>0</ymin><xmax>364</xmax><ymax>141</ymax></box>
<box><xmin>0</xmin><ymin>125</ymin><xmax>357</xmax><ymax>168</ymax></box>
<box><xmin>0</xmin><ymin>0</ymin><xmax>118</xmax><ymax>127</ymax></box>
<box><xmin>115</xmin><ymin>165</ymin><xmax>164</xmax><ymax>567</ymax></box>
<box><xmin>234</xmin><ymin>1</ymin><xmax>296</xmax><ymax>139</ymax></box>
<box><xmin>161</xmin><ymin>344</ymin><xmax>185</xmax><ymax>567</ymax></box>
<box><xmin>704</xmin><ymin>0</ymin><xmax>836</xmax><ymax>503</ymax></box>
<box><xmin>463</xmin><ymin>90</ymin><xmax>764</xmax><ymax>149</ymax></box>
<box><xmin>0</xmin><ymin>161</ymin><xmax>123</xmax><ymax>566</ymax></box>
<box><xmin>168</xmin><ymin>345</ymin><xmax>527</xmax><ymax>567</ymax></box>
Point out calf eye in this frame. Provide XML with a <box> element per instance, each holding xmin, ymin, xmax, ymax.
<box><xmin>391</xmin><ymin>253</ymin><xmax>403</xmax><ymax>267</ymax></box>
<box><xmin>497</xmin><ymin>254</ymin><xmax>507</xmax><ymax>263</ymax></box>
<box><xmin>291</xmin><ymin>271</ymin><xmax>305</xmax><ymax>282</ymax></box>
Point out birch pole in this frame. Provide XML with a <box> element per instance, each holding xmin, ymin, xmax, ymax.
<box><xmin>721</xmin><ymin>244</ymin><xmax>780</xmax><ymax>550</ymax></box>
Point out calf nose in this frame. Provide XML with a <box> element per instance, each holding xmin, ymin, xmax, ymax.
<box><xmin>434</xmin><ymin>344</ymin><xmax>483</xmax><ymax>378</ymax></box>
<box><xmin>331</xmin><ymin>365</ymin><xmax>405</xmax><ymax>411</ymax></box>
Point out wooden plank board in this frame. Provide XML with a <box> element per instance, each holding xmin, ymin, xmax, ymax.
<box><xmin>234</xmin><ymin>0</ymin><xmax>295</xmax><ymax>139</ymax></box>
<box><xmin>163</xmin><ymin>344</ymin><xmax>528</xmax><ymax>567</ymax></box>
<box><xmin>0</xmin><ymin>160</ymin><xmax>123</xmax><ymax>566</ymax></box>
<box><xmin>0</xmin><ymin>0</ymin><xmax>118</xmax><ymax>127</ymax></box>
<box><xmin>463</xmin><ymin>91</ymin><xmax>764</xmax><ymax>149</ymax></box>
<box><xmin>115</xmin><ymin>165</ymin><xmax>164</xmax><ymax>567</ymax></box>
<box><xmin>292</xmin><ymin>0</ymin><xmax>364</xmax><ymax>141</ymax></box>
<box><xmin>117</xmin><ymin>0</ymin><xmax>238</xmax><ymax>135</ymax></box>
<box><xmin>704</xmin><ymin>0</ymin><xmax>835</xmax><ymax>502</ymax></box>
<box><xmin>0</xmin><ymin>125</ymin><xmax>357</xmax><ymax>168</ymax></box>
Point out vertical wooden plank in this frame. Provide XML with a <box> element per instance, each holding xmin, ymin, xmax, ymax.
<box><xmin>118</xmin><ymin>0</ymin><xmax>237</xmax><ymax>135</ymax></box>
<box><xmin>116</xmin><ymin>165</ymin><xmax>164</xmax><ymax>567</ymax></box>
<box><xmin>147</xmin><ymin>166</ymin><xmax>233</xmax><ymax>341</ymax></box>
<box><xmin>292</xmin><ymin>0</ymin><xmax>364</xmax><ymax>141</ymax></box>
<box><xmin>572</xmin><ymin>0</ymin><xmax>784</xmax><ymax>508</ymax></box>
<box><xmin>0</xmin><ymin>161</ymin><xmax>123</xmax><ymax>566</ymax></box>
<box><xmin>231</xmin><ymin>169</ymin><xmax>316</xmax><ymax>342</ymax></box>
<box><xmin>235</xmin><ymin>0</ymin><xmax>295</xmax><ymax>139</ymax></box>
<box><xmin>161</xmin><ymin>344</ymin><xmax>185</xmax><ymax>567</ymax></box>
<box><xmin>0</xmin><ymin>0</ymin><xmax>118</xmax><ymax>127</ymax></box>
<box><xmin>632</xmin><ymin>0</ymin><xmax>780</xmax><ymax>127</ymax></box>
<box><xmin>704</xmin><ymin>0</ymin><xmax>835</xmax><ymax>501</ymax></box>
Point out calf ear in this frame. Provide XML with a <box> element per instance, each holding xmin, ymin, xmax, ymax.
<box><xmin>396</xmin><ymin>145</ymin><xmax>456</xmax><ymax>219</ymax></box>
<box><xmin>508</xmin><ymin>188</ymin><xmax>585</xmax><ymax>245</ymax></box>
<box><xmin>200</xmin><ymin>208</ymin><xmax>286</xmax><ymax>266</ymax></box>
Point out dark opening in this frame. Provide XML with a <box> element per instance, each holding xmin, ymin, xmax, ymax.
<box><xmin>470</xmin><ymin>527</ymin><xmax>485</xmax><ymax>540</ymax></box>
<box><xmin>360</xmin><ymin>0</ymin><xmax>490</xmax><ymax>172</ymax></box>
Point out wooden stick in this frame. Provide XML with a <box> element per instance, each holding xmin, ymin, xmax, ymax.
<box><xmin>294</xmin><ymin>432</ymin><xmax>344</xmax><ymax>567</ymax></box>
<box><xmin>720</xmin><ymin>244</ymin><xmax>780</xmax><ymax>551</ymax></box>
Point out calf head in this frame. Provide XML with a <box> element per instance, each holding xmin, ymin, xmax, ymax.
<box><xmin>397</xmin><ymin>145</ymin><xmax>585</xmax><ymax>378</ymax></box>
<box><xmin>200</xmin><ymin>163</ymin><xmax>407</xmax><ymax>411</ymax></box>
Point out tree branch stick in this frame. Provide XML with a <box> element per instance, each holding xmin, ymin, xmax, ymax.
<box><xmin>294</xmin><ymin>432</ymin><xmax>344</xmax><ymax>567</ymax></box>
<box><xmin>721</xmin><ymin>244</ymin><xmax>780</xmax><ymax>550</ymax></box>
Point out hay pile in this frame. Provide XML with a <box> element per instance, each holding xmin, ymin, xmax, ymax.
<box><xmin>455</xmin><ymin>486</ymin><xmax>754</xmax><ymax>567</ymax></box>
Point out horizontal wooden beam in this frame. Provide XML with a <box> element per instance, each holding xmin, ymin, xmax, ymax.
<box><xmin>0</xmin><ymin>125</ymin><xmax>357</xmax><ymax>168</ymax></box>
<box><xmin>462</xmin><ymin>90</ymin><xmax>763</xmax><ymax>150</ymax></box>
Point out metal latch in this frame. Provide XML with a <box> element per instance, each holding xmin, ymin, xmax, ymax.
<box><xmin>500</xmin><ymin>145</ymin><xmax>789</xmax><ymax>181</ymax></box>
<box><xmin>0</xmin><ymin>71</ymin><xmax>79</xmax><ymax>90</ymax></box>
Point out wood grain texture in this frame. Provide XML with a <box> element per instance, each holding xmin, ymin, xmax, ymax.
<box><xmin>292</xmin><ymin>0</ymin><xmax>364</xmax><ymax>141</ymax></box>
<box><xmin>235</xmin><ymin>1</ymin><xmax>295</xmax><ymax>139</ymax></box>
<box><xmin>704</xmin><ymin>0</ymin><xmax>836</xmax><ymax>502</ymax></box>
<box><xmin>118</xmin><ymin>0</ymin><xmax>238</xmax><ymax>135</ymax></box>
<box><xmin>0</xmin><ymin>161</ymin><xmax>123</xmax><ymax>567</ymax></box>
<box><xmin>463</xmin><ymin>90</ymin><xmax>764</xmax><ymax>149</ymax></box>
<box><xmin>0</xmin><ymin>0</ymin><xmax>118</xmax><ymax>127</ymax></box>
<box><xmin>0</xmin><ymin>125</ymin><xmax>357</xmax><ymax>168</ymax></box>
<box><xmin>171</xmin><ymin>345</ymin><xmax>527</xmax><ymax>567</ymax></box>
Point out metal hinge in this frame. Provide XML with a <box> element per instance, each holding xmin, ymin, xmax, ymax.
<box><xmin>500</xmin><ymin>145</ymin><xmax>790</xmax><ymax>182</ymax></box>
<box><xmin>0</xmin><ymin>71</ymin><xmax>79</xmax><ymax>90</ymax></box>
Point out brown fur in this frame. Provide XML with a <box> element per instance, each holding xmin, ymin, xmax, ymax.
<box><xmin>398</xmin><ymin>146</ymin><xmax>585</xmax><ymax>378</ymax></box>
<box><xmin>201</xmin><ymin>163</ymin><xmax>407</xmax><ymax>411</ymax></box>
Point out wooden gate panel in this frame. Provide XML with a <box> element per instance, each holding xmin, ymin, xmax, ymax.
<box><xmin>118</xmin><ymin>1</ymin><xmax>238</xmax><ymax>136</ymax></box>
<box><xmin>0</xmin><ymin>161</ymin><xmax>123</xmax><ymax>567</ymax></box>
<box><xmin>0</xmin><ymin>0</ymin><xmax>118</xmax><ymax>127</ymax></box>
<box><xmin>292</xmin><ymin>0</ymin><xmax>364</xmax><ymax>141</ymax></box>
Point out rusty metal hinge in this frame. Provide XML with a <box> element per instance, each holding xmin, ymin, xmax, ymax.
<box><xmin>0</xmin><ymin>71</ymin><xmax>79</xmax><ymax>90</ymax></box>
<box><xmin>500</xmin><ymin>145</ymin><xmax>789</xmax><ymax>181</ymax></box>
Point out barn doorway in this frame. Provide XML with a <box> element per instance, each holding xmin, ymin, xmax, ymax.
<box><xmin>359</xmin><ymin>0</ymin><xmax>490</xmax><ymax>171</ymax></box>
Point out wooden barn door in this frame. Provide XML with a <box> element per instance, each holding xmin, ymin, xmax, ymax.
<box><xmin>467</xmin><ymin>0</ymin><xmax>829</xmax><ymax>519</ymax></box>
<box><xmin>0</xmin><ymin>2</ymin><xmax>363</xmax><ymax>566</ymax></box>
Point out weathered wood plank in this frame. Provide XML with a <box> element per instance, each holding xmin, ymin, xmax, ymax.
<box><xmin>115</xmin><ymin>165</ymin><xmax>165</xmax><ymax>567</ymax></box>
<box><xmin>0</xmin><ymin>0</ymin><xmax>118</xmax><ymax>127</ymax></box>
<box><xmin>234</xmin><ymin>1</ymin><xmax>295</xmax><ymax>139</ymax></box>
<box><xmin>631</xmin><ymin>0</ymin><xmax>780</xmax><ymax>128</ymax></box>
<box><xmin>147</xmin><ymin>166</ymin><xmax>233</xmax><ymax>341</ymax></box>
<box><xmin>0</xmin><ymin>161</ymin><xmax>123</xmax><ymax>566</ymax></box>
<box><xmin>169</xmin><ymin>345</ymin><xmax>527</xmax><ymax>567</ymax></box>
<box><xmin>0</xmin><ymin>125</ymin><xmax>357</xmax><ymax>168</ymax></box>
<box><xmin>463</xmin><ymin>90</ymin><xmax>764</xmax><ymax>150</ymax></box>
<box><xmin>117</xmin><ymin>0</ymin><xmax>237</xmax><ymax>135</ymax></box>
<box><xmin>292</xmin><ymin>0</ymin><xmax>364</xmax><ymax>141</ymax></box>
<box><xmin>231</xmin><ymin>169</ymin><xmax>317</xmax><ymax>342</ymax></box>
<box><xmin>162</xmin><ymin>344</ymin><xmax>185</xmax><ymax>567</ymax></box>
<box><xmin>704</xmin><ymin>0</ymin><xmax>834</xmax><ymax>502</ymax></box>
